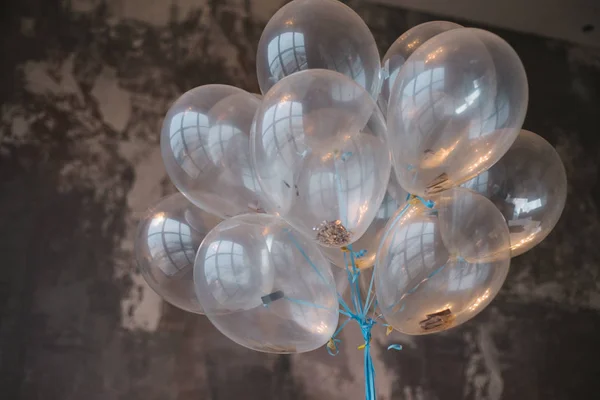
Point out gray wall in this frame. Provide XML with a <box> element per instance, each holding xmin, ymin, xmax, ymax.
<box><xmin>1</xmin><ymin>1</ymin><xmax>599</xmax><ymax>399</ymax></box>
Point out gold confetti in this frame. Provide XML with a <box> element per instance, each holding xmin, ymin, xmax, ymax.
<box><xmin>424</xmin><ymin>173</ymin><xmax>451</xmax><ymax>195</ymax></box>
<box><xmin>419</xmin><ymin>308</ymin><xmax>455</xmax><ymax>331</ymax></box>
<box><xmin>314</xmin><ymin>220</ymin><xmax>351</xmax><ymax>246</ymax></box>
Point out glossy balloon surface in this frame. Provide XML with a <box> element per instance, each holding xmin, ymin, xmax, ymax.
<box><xmin>161</xmin><ymin>85</ymin><xmax>271</xmax><ymax>218</ymax></box>
<box><xmin>322</xmin><ymin>175</ymin><xmax>407</xmax><ymax>269</ymax></box>
<box><xmin>462</xmin><ymin>130</ymin><xmax>567</xmax><ymax>256</ymax></box>
<box><xmin>257</xmin><ymin>0</ymin><xmax>381</xmax><ymax>98</ymax></box>
<box><xmin>379</xmin><ymin>21</ymin><xmax>462</xmax><ymax>115</ymax></box>
<box><xmin>194</xmin><ymin>214</ymin><xmax>339</xmax><ymax>353</ymax></box>
<box><xmin>251</xmin><ymin>69</ymin><xmax>391</xmax><ymax>248</ymax></box>
<box><xmin>135</xmin><ymin>193</ymin><xmax>223</xmax><ymax>314</ymax></box>
<box><xmin>387</xmin><ymin>28</ymin><xmax>528</xmax><ymax>197</ymax></box>
<box><xmin>376</xmin><ymin>188</ymin><xmax>510</xmax><ymax>335</ymax></box>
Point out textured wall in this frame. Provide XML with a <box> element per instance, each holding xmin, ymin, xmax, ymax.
<box><xmin>1</xmin><ymin>1</ymin><xmax>600</xmax><ymax>399</ymax></box>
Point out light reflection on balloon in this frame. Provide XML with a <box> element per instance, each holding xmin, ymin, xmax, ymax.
<box><xmin>379</xmin><ymin>21</ymin><xmax>462</xmax><ymax>115</ymax></box>
<box><xmin>251</xmin><ymin>69</ymin><xmax>391</xmax><ymax>248</ymax></box>
<box><xmin>134</xmin><ymin>193</ymin><xmax>223</xmax><ymax>314</ymax></box>
<box><xmin>376</xmin><ymin>188</ymin><xmax>511</xmax><ymax>335</ymax></box>
<box><xmin>462</xmin><ymin>129</ymin><xmax>567</xmax><ymax>256</ymax></box>
<box><xmin>194</xmin><ymin>214</ymin><xmax>339</xmax><ymax>353</ymax></box>
<box><xmin>161</xmin><ymin>85</ymin><xmax>271</xmax><ymax>218</ymax></box>
<box><xmin>387</xmin><ymin>28</ymin><xmax>528</xmax><ymax>197</ymax></box>
<box><xmin>256</xmin><ymin>0</ymin><xmax>381</xmax><ymax>98</ymax></box>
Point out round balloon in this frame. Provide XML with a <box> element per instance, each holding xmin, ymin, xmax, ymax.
<box><xmin>379</xmin><ymin>21</ymin><xmax>462</xmax><ymax>115</ymax></box>
<box><xmin>256</xmin><ymin>0</ymin><xmax>381</xmax><ymax>98</ymax></box>
<box><xmin>194</xmin><ymin>214</ymin><xmax>339</xmax><ymax>353</ymax></box>
<box><xmin>387</xmin><ymin>28</ymin><xmax>528</xmax><ymax>197</ymax></box>
<box><xmin>375</xmin><ymin>187</ymin><xmax>511</xmax><ymax>335</ymax></box>
<box><xmin>160</xmin><ymin>85</ymin><xmax>271</xmax><ymax>218</ymax></box>
<box><xmin>322</xmin><ymin>175</ymin><xmax>407</xmax><ymax>269</ymax></box>
<box><xmin>251</xmin><ymin>69</ymin><xmax>391</xmax><ymax>248</ymax></box>
<box><xmin>462</xmin><ymin>130</ymin><xmax>567</xmax><ymax>256</ymax></box>
<box><xmin>134</xmin><ymin>193</ymin><xmax>223</xmax><ymax>314</ymax></box>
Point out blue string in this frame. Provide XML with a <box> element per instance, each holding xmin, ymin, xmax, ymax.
<box><xmin>285</xmin><ymin>196</ymin><xmax>440</xmax><ymax>399</ymax></box>
<box><xmin>363</xmin><ymin>266</ymin><xmax>376</xmax><ymax>313</ymax></box>
<box><xmin>285</xmin><ymin>229</ymin><xmax>354</xmax><ymax>316</ymax></box>
<box><xmin>325</xmin><ymin>196</ymin><xmax>437</xmax><ymax>399</ymax></box>
<box><xmin>284</xmin><ymin>296</ymin><xmax>335</xmax><ymax>312</ymax></box>
<box><xmin>328</xmin><ymin>243</ymin><xmax>406</xmax><ymax>400</ymax></box>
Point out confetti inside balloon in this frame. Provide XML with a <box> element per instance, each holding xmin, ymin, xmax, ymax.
<box><xmin>462</xmin><ymin>130</ymin><xmax>567</xmax><ymax>256</ymax></box>
<box><xmin>135</xmin><ymin>193</ymin><xmax>223</xmax><ymax>314</ymax></box>
<box><xmin>251</xmin><ymin>69</ymin><xmax>391</xmax><ymax>248</ymax></box>
<box><xmin>256</xmin><ymin>0</ymin><xmax>381</xmax><ymax>98</ymax></box>
<box><xmin>376</xmin><ymin>188</ymin><xmax>511</xmax><ymax>335</ymax></box>
<box><xmin>194</xmin><ymin>214</ymin><xmax>339</xmax><ymax>353</ymax></box>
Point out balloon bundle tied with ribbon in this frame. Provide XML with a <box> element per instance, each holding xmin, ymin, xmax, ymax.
<box><xmin>134</xmin><ymin>1</ymin><xmax>567</xmax><ymax>398</ymax></box>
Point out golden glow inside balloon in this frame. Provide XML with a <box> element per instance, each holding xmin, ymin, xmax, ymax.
<box><xmin>251</xmin><ymin>69</ymin><xmax>391</xmax><ymax>248</ymax></box>
<box><xmin>379</xmin><ymin>21</ymin><xmax>462</xmax><ymax>115</ymax></box>
<box><xmin>135</xmin><ymin>193</ymin><xmax>222</xmax><ymax>314</ymax></box>
<box><xmin>161</xmin><ymin>85</ymin><xmax>271</xmax><ymax>218</ymax></box>
<box><xmin>375</xmin><ymin>188</ymin><xmax>511</xmax><ymax>335</ymax></box>
<box><xmin>387</xmin><ymin>28</ymin><xmax>528</xmax><ymax>197</ymax></box>
<box><xmin>194</xmin><ymin>214</ymin><xmax>339</xmax><ymax>353</ymax></box>
<box><xmin>462</xmin><ymin>130</ymin><xmax>567</xmax><ymax>256</ymax></box>
<box><xmin>256</xmin><ymin>0</ymin><xmax>381</xmax><ymax>98</ymax></box>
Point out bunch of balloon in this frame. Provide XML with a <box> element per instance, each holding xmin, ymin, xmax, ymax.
<box><xmin>131</xmin><ymin>1</ymin><xmax>567</xmax><ymax>399</ymax></box>
<box><xmin>377</xmin><ymin>23</ymin><xmax>567</xmax><ymax>338</ymax></box>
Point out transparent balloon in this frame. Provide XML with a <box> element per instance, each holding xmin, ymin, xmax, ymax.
<box><xmin>194</xmin><ymin>214</ymin><xmax>339</xmax><ymax>353</ymax></box>
<box><xmin>134</xmin><ymin>193</ymin><xmax>223</xmax><ymax>314</ymax></box>
<box><xmin>387</xmin><ymin>28</ymin><xmax>528</xmax><ymax>197</ymax></box>
<box><xmin>251</xmin><ymin>69</ymin><xmax>391</xmax><ymax>248</ymax></box>
<box><xmin>161</xmin><ymin>85</ymin><xmax>271</xmax><ymax>218</ymax></box>
<box><xmin>256</xmin><ymin>0</ymin><xmax>381</xmax><ymax>98</ymax></box>
<box><xmin>462</xmin><ymin>130</ymin><xmax>567</xmax><ymax>256</ymax></box>
<box><xmin>375</xmin><ymin>188</ymin><xmax>511</xmax><ymax>335</ymax></box>
<box><xmin>379</xmin><ymin>21</ymin><xmax>462</xmax><ymax>115</ymax></box>
<box><xmin>322</xmin><ymin>175</ymin><xmax>407</xmax><ymax>269</ymax></box>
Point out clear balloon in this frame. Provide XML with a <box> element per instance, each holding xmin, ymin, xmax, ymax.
<box><xmin>134</xmin><ymin>193</ymin><xmax>223</xmax><ymax>314</ymax></box>
<box><xmin>462</xmin><ymin>130</ymin><xmax>567</xmax><ymax>256</ymax></box>
<box><xmin>251</xmin><ymin>69</ymin><xmax>391</xmax><ymax>248</ymax></box>
<box><xmin>256</xmin><ymin>0</ymin><xmax>381</xmax><ymax>98</ymax></box>
<box><xmin>375</xmin><ymin>188</ymin><xmax>511</xmax><ymax>335</ymax></box>
<box><xmin>194</xmin><ymin>214</ymin><xmax>339</xmax><ymax>353</ymax></box>
<box><xmin>387</xmin><ymin>28</ymin><xmax>528</xmax><ymax>197</ymax></box>
<box><xmin>322</xmin><ymin>175</ymin><xmax>407</xmax><ymax>269</ymax></box>
<box><xmin>161</xmin><ymin>85</ymin><xmax>271</xmax><ymax>218</ymax></box>
<box><xmin>379</xmin><ymin>21</ymin><xmax>462</xmax><ymax>115</ymax></box>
